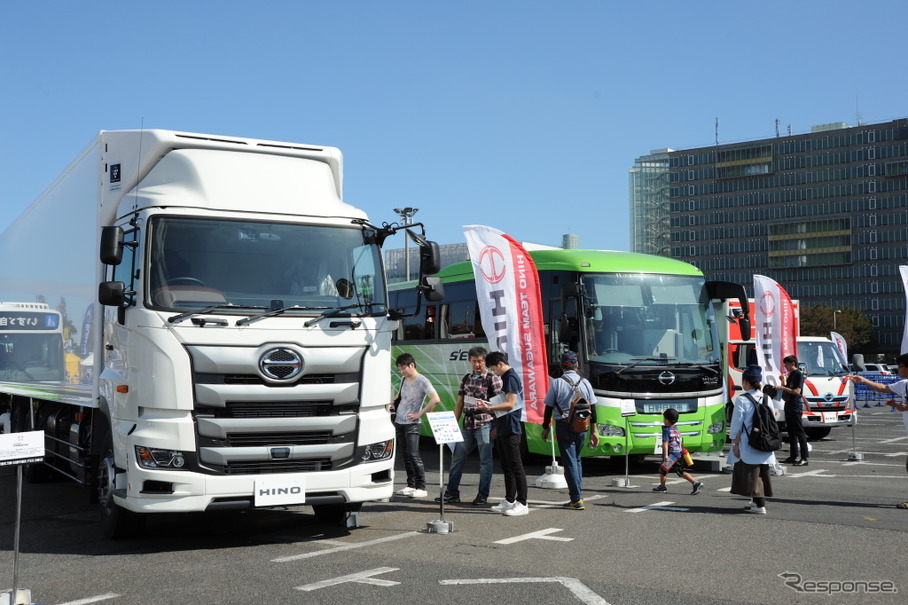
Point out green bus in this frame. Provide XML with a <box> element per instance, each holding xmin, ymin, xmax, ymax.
<box><xmin>389</xmin><ymin>248</ymin><xmax>748</xmax><ymax>459</ymax></box>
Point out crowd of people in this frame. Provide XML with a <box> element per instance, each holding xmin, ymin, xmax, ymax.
<box><xmin>389</xmin><ymin>350</ymin><xmax>908</xmax><ymax>515</ymax></box>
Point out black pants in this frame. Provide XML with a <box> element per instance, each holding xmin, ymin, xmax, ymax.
<box><xmin>495</xmin><ymin>433</ymin><xmax>527</xmax><ymax>505</ymax></box>
<box><xmin>785</xmin><ymin>410</ymin><xmax>809</xmax><ymax>459</ymax></box>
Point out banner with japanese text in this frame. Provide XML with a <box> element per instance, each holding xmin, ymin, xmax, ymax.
<box><xmin>463</xmin><ymin>225</ymin><xmax>548</xmax><ymax>424</ymax></box>
<box><xmin>753</xmin><ymin>274</ymin><xmax>798</xmax><ymax>390</ymax></box>
<box><xmin>900</xmin><ymin>266</ymin><xmax>908</xmax><ymax>354</ymax></box>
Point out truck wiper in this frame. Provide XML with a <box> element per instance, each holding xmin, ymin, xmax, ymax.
<box><xmin>615</xmin><ymin>356</ymin><xmax>676</xmax><ymax>376</ymax></box>
<box><xmin>235</xmin><ymin>305</ymin><xmax>329</xmax><ymax>327</ymax></box>
<box><xmin>168</xmin><ymin>304</ymin><xmax>253</xmax><ymax>324</ymax></box>
<box><xmin>303</xmin><ymin>302</ymin><xmax>383</xmax><ymax>327</ymax></box>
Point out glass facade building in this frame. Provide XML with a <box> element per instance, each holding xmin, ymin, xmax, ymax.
<box><xmin>633</xmin><ymin>118</ymin><xmax>908</xmax><ymax>352</ymax></box>
<box><xmin>629</xmin><ymin>149</ymin><xmax>672</xmax><ymax>256</ymax></box>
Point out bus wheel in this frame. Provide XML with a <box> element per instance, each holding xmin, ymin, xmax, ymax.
<box><xmin>805</xmin><ymin>427</ymin><xmax>831</xmax><ymax>440</ymax></box>
<box><xmin>628</xmin><ymin>454</ymin><xmax>648</xmax><ymax>466</ymax></box>
<box><xmin>97</xmin><ymin>435</ymin><xmax>146</xmax><ymax>539</ymax></box>
<box><xmin>313</xmin><ymin>502</ymin><xmax>362</xmax><ymax>527</ymax></box>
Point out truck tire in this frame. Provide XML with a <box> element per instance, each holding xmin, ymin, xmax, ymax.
<box><xmin>97</xmin><ymin>434</ymin><xmax>146</xmax><ymax>539</ymax></box>
<box><xmin>312</xmin><ymin>502</ymin><xmax>362</xmax><ymax>526</ymax></box>
<box><xmin>805</xmin><ymin>427</ymin><xmax>831</xmax><ymax>440</ymax></box>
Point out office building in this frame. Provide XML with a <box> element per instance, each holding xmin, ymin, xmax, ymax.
<box><xmin>632</xmin><ymin>118</ymin><xmax>908</xmax><ymax>352</ymax></box>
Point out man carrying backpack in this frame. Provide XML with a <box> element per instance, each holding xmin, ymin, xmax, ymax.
<box><xmin>541</xmin><ymin>350</ymin><xmax>599</xmax><ymax>510</ymax></box>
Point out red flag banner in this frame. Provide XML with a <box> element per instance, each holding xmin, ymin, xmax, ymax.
<box><xmin>753</xmin><ymin>274</ymin><xmax>798</xmax><ymax>392</ymax></box>
<box><xmin>463</xmin><ymin>225</ymin><xmax>549</xmax><ymax>424</ymax></box>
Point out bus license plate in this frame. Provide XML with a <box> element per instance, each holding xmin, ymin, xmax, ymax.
<box><xmin>254</xmin><ymin>477</ymin><xmax>306</xmax><ymax>507</ymax></box>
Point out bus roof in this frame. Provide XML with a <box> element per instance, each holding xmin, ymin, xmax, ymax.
<box><xmin>434</xmin><ymin>249</ymin><xmax>704</xmax><ymax>283</ymax></box>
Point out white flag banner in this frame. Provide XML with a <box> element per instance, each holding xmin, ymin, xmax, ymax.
<box><xmin>462</xmin><ymin>225</ymin><xmax>549</xmax><ymax>424</ymax></box>
<box><xmin>900</xmin><ymin>266</ymin><xmax>908</xmax><ymax>354</ymax></box>
<box><xmin>753</xmin><ymin>274</ymin><xmax>798</xmax><ymax>390</ymax></box>
<box><xmin>830</xmin><ymin>331</ymin><xmax>848</xmax><ymax>364</ymax></box>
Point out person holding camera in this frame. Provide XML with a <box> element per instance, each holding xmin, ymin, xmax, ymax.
<box><xmin>436</xmin><ymin>346</ymin><xmax>502</xmax><ymax>506</ymax></box>
<box><xmin>541</xmin><ymin>351</ymin><xmax>599</xmax><ymax>510</ymax></box>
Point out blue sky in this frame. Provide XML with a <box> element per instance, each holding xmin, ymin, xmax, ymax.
<box><xmin>2</xmin><ymin>1</ymin><xmax>906</xmax><ymax>253</ymax></box>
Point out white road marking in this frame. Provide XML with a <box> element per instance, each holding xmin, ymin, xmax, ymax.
<box><xmin>785</xmin><ymin>469</ymin><xmax>829</xmax><ymax>478</ymax></box>
<box><xmin>494</xmin><ymin>528</ymin><xmax>573</xmax><ymax>544</ymax></box>
<box><xmin>56</xmin><ymin>595</ymin><xmax>121</xmax><ymax>605</ymax></box>
<box><xmin>440</xmin><ymin>576</ymin><xmax>609</xmax><ymax>605</ymax></box>
<box><xmin>272</xmin><ymin>531</ymin><xmax>419</xmax><ymax>562</ymax></box>
<box><xmin>626</xmin><ymin>500</ymin><xmax>688</xmax><ymax>513</ymax></box>
<box><xmin>295</xmin><ymin>567</ymin><xmax>400</xmax><ymax>591</ymax></box>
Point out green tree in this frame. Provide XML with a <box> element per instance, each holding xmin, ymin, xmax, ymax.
<box><xmin>799</xmin><ymin>304</ymin><xmax>873</xmax><ymax>350</ymax></box>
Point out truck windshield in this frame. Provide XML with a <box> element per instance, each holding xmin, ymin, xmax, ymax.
<box><xmin>798</xmin><ymin>340</ymin><xmax>849</xmax><ymax>376</ymax></box>
<box><xmin>582</xmin><ymin>273</ymin><xmax>718</xmax><ymax>366</ymax></box>
<box><xmin>145</xmin><ymin>217</ymin><xmax>386</xmax><ymax>315</ymax></box>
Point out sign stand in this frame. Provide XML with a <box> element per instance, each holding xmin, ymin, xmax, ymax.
<box><xmin>423</xmin><ymin>412</ymin><xmax>462</xmax><ymax>535</ymax></box>
<box><xmin>2</xmin><ymin>430</ymin><xmax>44</xmax><ymax>605</ymax></box>
<box><xmin>612</xmin><ymin>402</ymin><xmax>638</xmax><ymax>488</ymax></box>
<box><xmin>535</xmin><ymin>433</ymin><xmax>568</xmax><ymax>489</ymax></box>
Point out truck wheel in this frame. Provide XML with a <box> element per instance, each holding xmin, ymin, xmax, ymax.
<box><xmin>97</xmin><ymin>436</ymin><xmax>146</xmax><ymax>539</ymax></box>
<box><xmin>805</xmin><ymin>427</ymin><xmax>831</xmax><ymax>440</ymax></box>
<box><xmin>313</xmin><ymin>502</ymin><xmax>362</xmax><ymax>526</ymax></box>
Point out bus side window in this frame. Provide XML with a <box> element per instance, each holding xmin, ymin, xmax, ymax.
<box><xmin>447</xmin><ymin>300</ymin><xmax>480</xmax><ymax>339</ymax></box>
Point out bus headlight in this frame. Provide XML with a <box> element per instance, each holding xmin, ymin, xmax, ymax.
<box><xmin>135</xmin><ymin>446</ymin><xmax>186</xmax><ymax>469</ymax></box>
<box><xmin>597</xmin><ymin>424</ymin><xmax>625</xmax><ymax>437</ymax></box>
<box><xmin>362</xmin><ymin>439</ymin><xmax>394</xmax><ymax>462</ymax></box>
<box><xmin>707</xmin><ymin>422</ymin><xmax>725</xmax><ymax>434</ymax></box>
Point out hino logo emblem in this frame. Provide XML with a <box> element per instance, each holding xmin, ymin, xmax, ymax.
<box><xmin>823</xmin><ymin>392</ymin><xmax>834</xmax><ymax>402</ymax></box>
<box><xmin>658</xmin><ymin>371</ymin><xmax>676</xmax><ymax>385</ymax></box>
<box><xmin>259</xmin><ymin>347</ymin><xmax>303</xmax><ymax>382</ymax></box>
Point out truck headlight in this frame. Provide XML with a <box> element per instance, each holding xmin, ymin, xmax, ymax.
<box><xmin>597</xmin><ymin>424</ymin><xmax>625</xmax><ymax>437</ymax></box>
<box><xmin>362</xmin><ymin>439</ymin><xmax>394</xmax><ymax>462</ymax></box>
<box><xmin>707</xmin><ymin>422</ymin><xmax>725</xmax><ymax>434</ymax></box>
<box><xmin>135</xmin><ymin>446</ymin><xmax>186</xmax><ymax>469</ymax></box>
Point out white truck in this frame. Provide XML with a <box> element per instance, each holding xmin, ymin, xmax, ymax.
<box><xmin>721</xmin><ymin>299</ymin><xmax>855</xmax><ymax>439</ymax></box>
<box><xmin>0</xmin><ymin>129</ymin><xmax>441</xmax><ymax>537</ymax></box>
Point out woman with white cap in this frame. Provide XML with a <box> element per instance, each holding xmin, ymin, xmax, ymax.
<box><xmin>729</xmin><ymin>364</ymin><xmax>775</xmax><ymax>514</ymax></box>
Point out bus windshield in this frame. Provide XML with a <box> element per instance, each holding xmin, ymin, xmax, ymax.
<box><xmin>582</xmin><ymin>273</ymin><xmax>718</xmax><ymax>366</ymax></box>
<box><xmin>145</xmin><ymin>217</ymin><xmax>386</xmax><ymax>315</ymax></box>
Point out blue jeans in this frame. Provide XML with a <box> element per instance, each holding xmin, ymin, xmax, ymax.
<box><xmin>555</xmin><ymin>421</ymin><xmax>586</xmax><ymax>503</ymax></box>
<box><xmin>395</xmin><ymin>422</ymin><xmax>425</xmax><ymax>489</ymax></box>
<box><xmin>445</xmin><ymin>423</ymin><xmax>493</xmax><ymax>498</ymax></box>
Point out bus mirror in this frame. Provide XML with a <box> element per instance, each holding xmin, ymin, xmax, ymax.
<box><xmin>558</xmin><ymin>313</ymin><xmax>577</xmax><ymax>342</ymax></box>
<box><xmin>419</xmin><ymin>240</ymin><xmax>442</xmax><ymax>275</ymax></box>
<box><xmin>100</xmin><ymin>226</ymin><xmax>124</xmax><ymax>265</ymax></box>
<box><xmin>99</xmin><ymin>281</ymin><xmax>126</xmax><ymax>307</ymax></box>
<box><xmin>422</xmin><ymin>276</ymin><xmax>445</xmax><ymax>302</ymax></box>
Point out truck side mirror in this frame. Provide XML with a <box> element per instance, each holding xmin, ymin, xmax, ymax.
<box><xmin>419</xmin><ymin>240</ymin><xmax>441</xmax><ymax>276</ymax></box>
<box><xmin>100</xmin><ymin>226</ymin><xmax>124</xmax><ymax>265</ymax></box>
<box><xmin>851</xmin><ymin>353</ymin><xmax>865</xmax><ymax>372</ymax></box>
<box><xmin>99</xmin><ymin>281</ymin><xmax>126</xmax><ymax>307</ymax></box>
<box><xmin>422</xmin><ymin>276</ymin><xmax>445</xmax><ymax>302</ymax></box>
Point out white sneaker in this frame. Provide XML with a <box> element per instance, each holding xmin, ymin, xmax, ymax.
<box><xmin>746</xmin><ymin>505</ymin><xmax>767</xmax><ymax>514</ymax></box>
<box><xmin>743</xmin><ymin>500</ymin><xmax>755</xmax><ymax>510</ymax></box>
<box><xmin>490</xmin><ymin>500</ymin><xmax>515</xmax><ymax>513</ymax></box>
<box><xmin>395</xmin><ymin>487</ymin><xmax>415</xmax><ymax>496</ymax></box>
<box><xmin>503</xmin><ymin>502</ymin><xmax>529</xmax><ymax>516</ymax></box>
<box><xmin>409</xmin><ymin>489</ymin><xmax>428</xmax><ymax>498</ymax></box>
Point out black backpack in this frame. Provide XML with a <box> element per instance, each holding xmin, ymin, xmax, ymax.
<box><xmin>561</xmin><ymin>375</ymin><xmax>592</xmax><ymax>433</ymax></box>
<box><xmin>744</xmin><ymin>393</ymin><xmax>782</xmax><ymax>452</ymax></box>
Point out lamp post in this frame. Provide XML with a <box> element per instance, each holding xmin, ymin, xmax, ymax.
<box><xmin>833</xmin><ymin>309</ymin><xmax>842</xmax><ymax>331</ymax></box>
<box><xmin>393</xmin><ymin>207</ymin><xmax>419</xmax><ymax>281</ymax></box>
